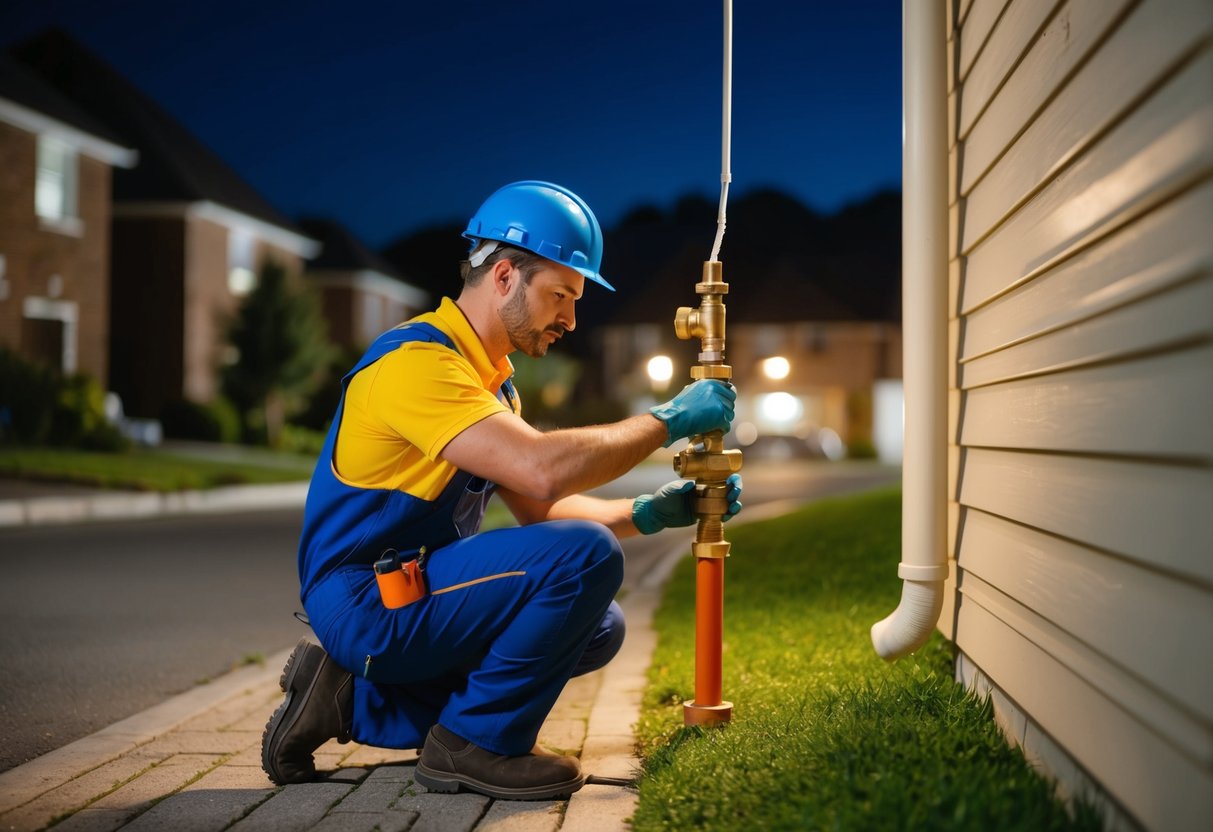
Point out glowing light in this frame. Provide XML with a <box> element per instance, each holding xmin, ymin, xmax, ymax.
<box><xmin>646</xmin><ymin>355</ymin><xmax>674</xmax><ymax>383</ymax></box>
<box><xmin>734</xmin><ymin>421</ymin><xmax>758</xmax><ymax>446</ymax></box>
<box><xmin>761</xmin><ymin>356</ymin><xmax>790</xmax><ymax>380</ymax></box>
<box><xmin>759</xmin><ymin>392</ymin><xmax>802</xmax><ymax>425</ymax></box>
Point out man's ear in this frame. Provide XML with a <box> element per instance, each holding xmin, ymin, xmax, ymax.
<box><xmin>491</xmin><ymin>258</ymin><xmax>515</xmax><ymax>297</ymax></box>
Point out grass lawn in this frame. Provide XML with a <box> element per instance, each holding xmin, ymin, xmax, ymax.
<box><xmin>0</xmin><ymin>447</ymin><xmax>314</xmax><ymax>492</ymax></box>
<box><xmin>633</xmin><ymin>487</ymin><xmax>1099</xmax><ymax>831</ymax></box>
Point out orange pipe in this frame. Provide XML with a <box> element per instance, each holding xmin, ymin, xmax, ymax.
<box><xmin>694</xmin><ymin>556</ymin><xmax>724</xmax><ymax>706</ymax></box>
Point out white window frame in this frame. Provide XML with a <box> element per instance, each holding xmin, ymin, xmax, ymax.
<box><xmin>36</xmin><ymin>135</ymin><xmax>83</xmax><ymax>237</ymax></box>
<box><xmin>23</xmin><ymin>296</ymin><xmax>79</xmax><ymax>374</ymax></box>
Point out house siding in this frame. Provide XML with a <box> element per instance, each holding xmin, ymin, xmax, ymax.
<box><xmin>944</xmin><ymin>0</ymin><xmax>1213</xmax><ymax>828</ymax></box>
<box><xmin>182</xmin><ymin>217</ymin><xmax>233</xmax><ymax>404</ymax></box>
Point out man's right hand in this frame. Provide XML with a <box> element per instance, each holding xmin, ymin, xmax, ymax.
<box><xmin>649</xmin><ymin>379</ymin><xmax>736</xmax><ymax>447</ymax></box>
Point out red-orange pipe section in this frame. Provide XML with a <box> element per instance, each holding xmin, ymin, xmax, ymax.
<box><xmin>694</xmin><ymin>556</ymin><xmax>724</xmax><ymax>706</ymax></box>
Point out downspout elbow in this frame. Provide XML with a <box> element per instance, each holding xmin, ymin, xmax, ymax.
<box><xmin>871</xmin><ymin>563</ymin><xmax>948</xmax><ymax>661</ymax></box>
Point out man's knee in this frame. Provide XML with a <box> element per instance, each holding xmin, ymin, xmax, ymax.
<box><xmin>574</xmin><ymin>600</ymin><xmax>626</xmax><ymax>676</ymax></box>
<box><xmin>560</xmin><ymin>520</ymin><xmax>624</xmax><ymax>588</ymax></box>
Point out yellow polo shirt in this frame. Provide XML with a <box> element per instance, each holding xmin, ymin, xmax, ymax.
<box><xmin>332</xmin><ymin>298</ymin><xmax>518</xmax><ymax>501</ymax></box>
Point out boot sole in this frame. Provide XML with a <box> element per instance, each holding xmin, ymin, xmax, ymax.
<box><xmin>261</xmin><ymin>638</ymin><xmax>319</xmax><ymax>785</ymax></box>
<box><xmin>414</xmin><ymin>762</ymin><xmax>586</xmax><ymax>801</ymax></box>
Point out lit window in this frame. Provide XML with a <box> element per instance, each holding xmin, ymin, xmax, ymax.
<box><xmin>228</xmin><ymin>228</ymin><xmax>256</xmax><ymax>295</ymax></box>
<box><xmin>36</xmin><ymin>136</ymin><xmax>78</xmax><ymax>222</ymax></box>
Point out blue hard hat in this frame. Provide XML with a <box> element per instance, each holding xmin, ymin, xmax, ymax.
<box><xmin>462</xmin><ymin>181</ymin><xmax>614</xmax><ymax>291</ymax></box>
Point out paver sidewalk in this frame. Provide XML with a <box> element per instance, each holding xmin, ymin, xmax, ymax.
<box><xmin>0</xmin><ymin>578</ymin><xmax>663</xmax><ymax>832</ymax></box>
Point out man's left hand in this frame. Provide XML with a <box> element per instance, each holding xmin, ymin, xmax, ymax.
<box><xmin>632</xmin><ymin>473</ymin><xmax>743</xmax><ymax>535</ymax></box>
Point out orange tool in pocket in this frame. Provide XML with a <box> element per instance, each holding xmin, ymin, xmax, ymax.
<box><xmin>374</xmin><ymin>549</ymin><xmax>427</xmax><ymax>609</ymax></box>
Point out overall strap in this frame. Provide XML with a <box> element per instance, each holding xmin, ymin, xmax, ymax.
<box><xmin>344</xmin><ymin>321</ymin><xmax>457</xmax><ymax>385</ymax></box>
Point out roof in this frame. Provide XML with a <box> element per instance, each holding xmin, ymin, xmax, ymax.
<box><xmin>600</xmin><ymin>189</ymin><xmax>901</xmax><ymax>327</ymax></box>
<box><xmin>10</xmin><ymin>29</ymin><xmax>299</xmax><ymax>234</ymax></box>
<box><xmin>298</xmin><ymin>218</ymin><xmax>404</xmax><ymax>277</ymax></box>
<box><xmin>0</xmin><ymin>52</ymin><xmax>135</xmax><ymax>165</ymax></box>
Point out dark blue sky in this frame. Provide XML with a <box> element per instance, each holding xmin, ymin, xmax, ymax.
<box><xmin>2</xmin><ymin>1</ymin><xmax>901</xmax><ymax>249</ymax></box>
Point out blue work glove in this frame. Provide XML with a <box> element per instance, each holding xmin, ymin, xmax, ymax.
<box><xmin>649</xmin><ymin>380</ymin><xmax>736</xmax><ymax>448</ymax></box>
<box><xmin>632</xmin><ymin>474</ymin><xmax>743</xmax><ymax>535</ymax></box>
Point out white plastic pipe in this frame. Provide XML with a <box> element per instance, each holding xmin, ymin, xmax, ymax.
<box><xmin>871</xmin><ymin>0</ymin><xmax>949</xmax><ymax>661</ymax></box>
<box><xmin>709</xmin><ymin>0</ymin><xmax>732</xmax><ymax>263</ymax></box>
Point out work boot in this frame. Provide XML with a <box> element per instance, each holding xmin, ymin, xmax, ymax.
<box><xmin>262</xmin><ymin>638</ymin><xmax>353</xmax><ymax>785</ymax></box>
<box><xmin>415</xmin><ymin>724</ymin><xmax>585</xmax><ymax>800</ymax></box>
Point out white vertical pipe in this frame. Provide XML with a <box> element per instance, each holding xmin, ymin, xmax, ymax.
<box><xmin>710</xmin><ymin>0</ymin><xmax>733</xmax><ymax>263</ymax></box>
<box><xmin>871</xmin><ymin>0</ymin><xmax>949</xmax><ymax>660</ymax></box>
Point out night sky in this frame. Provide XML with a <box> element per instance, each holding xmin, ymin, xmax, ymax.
<box><xmin>1</xmin><ymin>1</ymin><xmax>901</xmax><ymax>250</ymax></box>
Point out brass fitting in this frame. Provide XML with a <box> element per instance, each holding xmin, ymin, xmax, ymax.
<box><xmin>675</xmin><ymin>261</ymin><xmax>730</xmax><ymax>369</ymax></box>
<box><xmin>673</xmin><ymin>261</ymin><xmax>743</xmax><ymax>560</ymax></box>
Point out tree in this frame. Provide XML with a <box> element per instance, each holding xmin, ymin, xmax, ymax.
<box><xmin>222</xmin><ymin>259</ymin><xmax>333</xmax><ymax>447</ymax></box>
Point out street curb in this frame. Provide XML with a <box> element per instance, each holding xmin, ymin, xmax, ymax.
<box><xmin>0</xmin><ymin>482</ymin><xmax>308</xmax><ymax>528</ymax></box>
<box><xmin>0</xmin><ymin>646</ymin><xmax>294</xmax><ymax>816</ymax></box>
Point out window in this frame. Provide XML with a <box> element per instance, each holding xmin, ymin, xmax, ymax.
<box><xmin>227</xmin><ymin>227</ymin><xmax>256</xmax><ymax>295</ymax></box>
<box><xmin>36</xmin><ymin>136</ymin><xmax>78</xmax><ymax>224</ymax></box>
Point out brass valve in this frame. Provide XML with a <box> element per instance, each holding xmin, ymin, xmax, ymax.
<box><xmin>674</xmin><ymin>431</ymin><xmax>743</xmax><ymax>559</ymax></box>
<box><xmin>673</xmin><ymin>260</ymin><xmax>743</xmax><ymax>560</ymax></box>
<box><xmin>674</xmin><ymin>261</ymin><xmax>732</xmax><ymax>380</ymax></box>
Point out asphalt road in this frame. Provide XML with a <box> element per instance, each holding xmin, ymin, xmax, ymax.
<box><xmin>0</xmin><ymin>459</ymin><xmax>899</xmax><ymax>773</ymax></box>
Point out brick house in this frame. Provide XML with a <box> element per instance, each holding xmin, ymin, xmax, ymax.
<box><xmin>299</xmin><ymin>218</ymin><xmax>428</xmax><ymax>350</ymax></box>
<box><xmin>0</xmin><ymin>54</ymin><xmax>136</xmax><ymax>385</ymax></box>
<box><xmin>11</xmin><ymin>30</ymin><xmax>319</xmax><ymax>419</ymax></box>
<box><xmin>590</xmin><ymin>218</ymin><xmax>903</xmax><ymax>459</ymax></box>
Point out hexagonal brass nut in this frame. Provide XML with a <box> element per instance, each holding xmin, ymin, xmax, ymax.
<box><xmin>692</xmin><ymin>540</ymin><xmax>732</xmax><ymax>559</ymax></box>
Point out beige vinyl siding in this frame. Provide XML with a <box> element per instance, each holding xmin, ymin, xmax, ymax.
<box><xmin>946</xmin><ymin>0</ymin><xmax>1213</xmax><ymax>828</ymax></box>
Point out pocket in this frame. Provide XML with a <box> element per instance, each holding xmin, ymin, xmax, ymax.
<box><xmin>452</xmin><ymin>477</ymin><xmax>494</xmax><ymax>538</ymax></box>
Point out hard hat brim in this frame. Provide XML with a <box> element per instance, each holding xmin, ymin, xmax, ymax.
<box><xmin>575</xmin><ymin>268</ymin><xmax>615</xmax><ymax>292</ymax></box>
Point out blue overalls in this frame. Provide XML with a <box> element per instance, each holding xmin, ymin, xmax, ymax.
<box><xmin>298</xmin><ymin>322</ymin><xmax>625</xmax><ymax>756</ymax></box>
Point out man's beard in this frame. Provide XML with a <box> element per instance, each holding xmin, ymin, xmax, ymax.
<box><xmin>500</xmin><ymin>285</ymin><xmax>564</xmax><ymax>357</ymax></box>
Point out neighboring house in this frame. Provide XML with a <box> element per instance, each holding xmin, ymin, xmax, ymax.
<box><xmin>0</xmin><ymin>54</ymin><xmax>136</xmax><ymax>384</ymax></box>
<box><xmin>299</xmin><ymin>218</ymin><xmax>428</xmax><ymax>350</ymax></box>
<box><xmin>594</xmin><ymin>252</ymin><xmax>902</xmax><ymax>459</ymax></box>
<box><xmin>11</xmin><ymin>30</ymin><xmax>319</xmax><ymax>419</ymax></box>
<box><xmin>936</xmin><ymin>0</ymin><xmax>1211</xmax><ymax>828</ymax></box>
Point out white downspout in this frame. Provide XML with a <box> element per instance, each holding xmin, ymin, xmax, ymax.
<box><xmin>871</xmin><ymin>0</ymin><xmax>949</xmax><ymax>661</ymax></box>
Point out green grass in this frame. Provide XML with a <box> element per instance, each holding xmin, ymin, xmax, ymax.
<box><xmin>0</xmin><ymin>447</ymin><xmax>313</xmax><ymax>492</ymax></box>
<box><xmin>634</xmin><ymin>487</ymin><xmax>1100</xmax><ymax>832</ymax></box>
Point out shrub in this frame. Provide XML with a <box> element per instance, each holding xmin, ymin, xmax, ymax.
<box><xmin>50</xmin><ymin>374</ymin><xmax>128</xmax><ymax>450</ymax></box>
<box><xmin>0</xmin><ymin>346</ymin><xmax>59</xmax><ymax>444</ymax></box>
<box><xmin>160</xmin><ymin>397</ymin><xmax>242</xmax><ymax>443</ymax></box>
<box><xmin>847</xmin><ymin>437</ymin><xmax>878</xmax><ymax>459</ymax></box>
<box><xmin>0</xmin><ymin>346</ymin><xmax>126</xmax><ymax>450</ymax></box>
